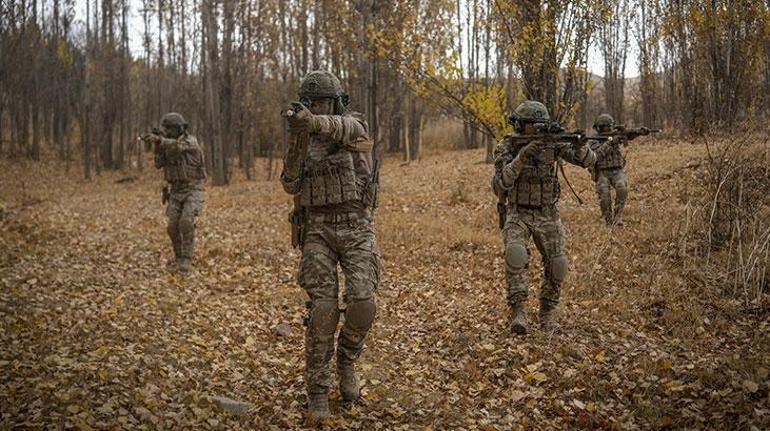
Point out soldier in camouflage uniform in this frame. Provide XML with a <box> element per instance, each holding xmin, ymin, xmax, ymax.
<box><xmin>281</xmin><ymin>71</ymin><xmax>381</xmax><ymax>422</ymax></box>
<box><xmin>492</xmin><ymin>101</ymin><xmax>599</xmax><ymax>334</ymax></box>
<box><xmin>589</xmin><ymin>114</ymin><xmax>628</xmax><ymax>226</ymax></box>
<box><xmin>149</xmin><ymin>112</ymin><xmax>206</xmax><ymax>273</ymax></box>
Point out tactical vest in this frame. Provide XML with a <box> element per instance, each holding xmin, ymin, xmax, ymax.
<box><xmin>596</xmin><ymin>140</ymin><xmax>625</xmax><ymax>170</ymax></box>
<box><xmin>298</xmin><ymin>135</ymin><xmax>365</xmax><ymax>207</ymax></box>
<box><xmin>164</xmin><ymin>163</ymin><xmax>206</xmax><ymax>183</ymax></box>
<box><xmin>508</xmin><ymin>143</ymin><xmax>560</xmax><ymax>208</ymax></box>
<box><xmin>163</xmin><ymin>137</ymin><xmax>206</xmax><ymax>183</ymax></box>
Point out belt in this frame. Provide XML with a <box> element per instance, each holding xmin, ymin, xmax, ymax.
<box><xmin>306</xmin><ymin>210</ymin><xmax>370</xmax><ymax>224</ymax></box>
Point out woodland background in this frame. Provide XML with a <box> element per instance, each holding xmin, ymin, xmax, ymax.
<box><xmin>1</xmin><ymin>0</ymin><xmax>770</xmax><ymax>180</ymax></box>
<box><xmin>1</xmin><ymin>0</ymin><xmax>770</xmax><ymax>429</ymax></box>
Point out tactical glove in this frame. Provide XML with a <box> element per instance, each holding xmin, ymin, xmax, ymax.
<box><xmin>518</xmin><ymin>142</ymin><xmax>542</xmax><ymax>162</ymax></box>
<box><xmin>286</xmin><ymin>103</ymin><xmax>320</xmax><ymax>133</ymax></box>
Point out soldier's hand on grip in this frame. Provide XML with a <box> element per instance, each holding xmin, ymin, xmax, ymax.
<box><xmin>143</xmin><ymin>132</ymin><xmax>161</xmax><ymax>148</ymax></box>
<box><xmin>570</xmin><ymin>129</ymin><xmax>587</xmax><ymax>149</ymax></box>
<box><xmin>286</xmin><ymin>102</ymin><xmax>314</xmax><ymax>133</ymax></box>
<box><xmin>519</xmin><ymin>142</ymin><xmax>542</xmax><ymax>162</ymax></box>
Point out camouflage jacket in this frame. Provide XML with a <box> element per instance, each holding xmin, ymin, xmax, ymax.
<box><xmin>154</xmin><ymin>133</ymin><xmax>206</xmax><ymax>192</ymax></box>
<box><xmin>492</xmin><ymin>133</ymin><xmax>596</xmax><ymax>208</ymax></box>
<box><xmin>589</xmin><ymin>134</ymin><xmax>625</xmax><ymax>171</ymax></box>
<box><xmin>281</xmin><ymin>112</ymin><xmax>374</xmax><ymax>213</ymax></box>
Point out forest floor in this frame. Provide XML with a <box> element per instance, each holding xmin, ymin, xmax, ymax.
<box><xmin>1</xmin><ymin>139</ymin><xmax>768</xmax><ymax>430</ymax></box>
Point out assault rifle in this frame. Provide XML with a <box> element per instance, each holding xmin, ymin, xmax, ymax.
<box><xmin>504</xmin><ymin>122</ymin><xmax>614</xmax><ymax>161</ymax></box>
<box><xmin>282</xmin><ymin>102</ymin><xmax>310</xmax><ymax>248</ymax></box>
<box><xmin>496</xmin><ymin>122</ymin><xmax>614</xmax><ymax>229</ymax></box>
<box><xmin>606</xmin><ymin>125</ymin><xmax>661</xmax><ymax>145</ymax></box>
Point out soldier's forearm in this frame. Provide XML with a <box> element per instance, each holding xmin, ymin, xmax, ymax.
<box><xmin>500</xmin><ymin>156</ymin><xmax>525</xmax><ymax>188</ymax></box>
<box><xmin>312</xmin><ymin>115</ymin><xmax>368</xmax><ymax>144</ymax></box>
<box><xmin>563</xmin><ymin>146</ymin><xmax>595</xmax><ymax>168</ymax></box>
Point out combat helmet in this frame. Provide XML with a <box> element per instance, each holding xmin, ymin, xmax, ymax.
<box><xmin>161</xmin><ymin>112</ymin><xmax>187</xmax><ymax>129</ymax></box>
<box><xmin>511</xmin><ymin>101</ymin><xmax>550</xmax><ymax>123</ymax></box>
<box><xmin>593</xmin><ymin>114</ymin><xmax>615</xmax><ymax>131</ymax></box>
<box><xmin>299</xmin><ymin>71</ymin><xmax>349</xmax><ymax>114</ymax></box>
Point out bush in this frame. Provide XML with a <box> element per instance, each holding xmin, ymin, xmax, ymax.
<box><xmin>677</xmin><ymin>132</ymin><xmax>770</xmax><ymax>305</ymax></box>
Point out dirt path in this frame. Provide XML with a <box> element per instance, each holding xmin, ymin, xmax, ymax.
<box><xmin>1</xmin><ymin>141</ymin><xmax>767</xmax><ymax>429</ymax></box>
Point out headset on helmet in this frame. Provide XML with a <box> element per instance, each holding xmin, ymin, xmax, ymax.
<box><xmin>507</xmin><ymin>101</ymin><xmax>551</xmax><ymax>133</ymax></box>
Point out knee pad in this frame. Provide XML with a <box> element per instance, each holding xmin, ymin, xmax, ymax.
<box><xmin>615</xmin><ymin>185</ymin><xmax>628</xmax><ymax>201</ymax></box>
<box><xmin>308</xmin><ymin>300</ymin><xmax>340</xmax><ymax>336</ymax></box>
<box><xmin>343</xmin><ymin>299</ymin><xmax>376</xmax><ymax>332</ymax></box>
<box><xmin>505</xmin><ymin>244</ymin><xmax>528</xmax><ymax>271</ymax></box>
<box><xmin>178</xmin><ymin>217</ymin><xmax>194</xmax><ymax>235</ymax></box>
<box><xmin>550</xmin><ymin>255</ymin><xmax>569</xmax><ymax>283</ymax></box>
<box><xmin>167</xmin><ymin>222</ymin><xmax>179</xmax><ymax>236</ymax></box>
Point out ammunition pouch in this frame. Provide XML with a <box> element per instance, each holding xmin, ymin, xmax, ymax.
<box><xmin>299</xmin><ymin>152</ymin><xmax>361</xmax><ymax>207</ymax></box>
<box><xmin>163</xmin><ymin>163</ymin><xmax>206</xmax><ymax>183</ymax></box>
<box><xmin>510</xmin><ymin>163</ymin><xmax>560</xmax><ymax>208</ymax></box>
<box><xmin>596</xmin><ymin>144</ymin><xmax>625</xmax><ymax>170</ymax></box>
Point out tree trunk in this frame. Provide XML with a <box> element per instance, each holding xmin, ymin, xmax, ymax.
<box><xmin>202</xmin><ymin>0</ymin><xmax>226</xmax><ymax>185</ymax></box>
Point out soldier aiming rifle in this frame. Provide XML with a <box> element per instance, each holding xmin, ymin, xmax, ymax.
<box><xmin>588</xmin><ymin>114</ymin><xmax>660</xmax><ymax>226</ymax></box>
<box><xmin>280</xmin><ymin>71</ymin><xmax>382</xmax><ymax>423</ymax></box>
<box><xmin>492</xmin><ymin>101</ymin><xmax>611</xmax><ymax>335</ymax></box>
<box><xmin>144</xmin><ymin>113</ymin><xmax>206</xmax><ymax>272</ymax></box>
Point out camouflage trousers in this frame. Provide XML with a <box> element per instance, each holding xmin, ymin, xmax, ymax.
<box><xmin>298</xmin><ymin>211</ymin><xmax>381</xmax><ymax>395</ymax></box>
<box><xmin>502</xmin><ymin>205</ymin><xmax>569</xmax><ymax>308</ymax></box>
<box><xmin>166</xmin><ymin>189</ymin><xmax>204</xmax><ymax>260</ymax></box>
<box><xmin>595</xmin><ymin>168</ymin><xmax>628</xmax><ymax>223</ymax></box>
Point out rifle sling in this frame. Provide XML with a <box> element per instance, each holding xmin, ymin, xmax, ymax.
<box><xmin>558</xmin><ymin>161</ymin><xmax>583</xmax><ymax>205</ymax></box>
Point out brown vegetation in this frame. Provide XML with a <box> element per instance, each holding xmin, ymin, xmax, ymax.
<box><xmin>1</xmin><ymin>137</ymin><xmax>767</xmax><ymax>429</ymax></box>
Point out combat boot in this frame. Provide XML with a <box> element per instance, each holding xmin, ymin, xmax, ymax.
<box><xmin>176</xmin><ymin>258</ymin><xmax>192</xmax><ymax>273</ymax></box>
<box><xmin>337</xmin><ymin>361</ymin><xmax>360</xmax><ymax>402</ymax></box>
<box><xmin>306</xmin><ymin>392</ymin><xmax>330</xmax><ymax>423</ymax></box>
<box><xmin>510</xmin><ymin>303</ymin><xmax>528</xmax><ymax>335</ymax></box>
<box><xmin>612</xmin><ymin>210</ymin><xmax>625</xmax><ymax>227</ymax></box>
<box><xmin>539</xmin><ymin>302</ymin><xmax>560</xmax><ymax>331</ymax></box>
<box><xmin>603</xmin><ymin>212</ymin><xmax>613</xmax><ymax>226</ymax></box>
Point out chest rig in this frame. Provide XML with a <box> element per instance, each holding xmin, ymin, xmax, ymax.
<box><xmin>163</xmin><ymin>136</ymin><xmax>206</xmax><ymax>183</ymax></box>
<box><xmin>596</xmin><ymin>138</ymin><xmax>625</xmax><ymax>170</ymax></box>
<box><xmin>299</xmin><ymin>135</ymin><xmax>362</xmax><ymax>207</ymax></box>
<box><xmin>509</xmin><ymin>142</ymin><xmax>560</xmax><ymax>208</ymax></box>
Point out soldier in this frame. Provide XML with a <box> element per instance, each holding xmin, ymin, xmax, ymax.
<box><xmin>148</xmin><ymin>112</ymin><xmax>206</xmax><ymax>273</ymax></box>
<box><xmin>281</xmin><ymin>71</ymin><xmax>381</xmax><ymax>422</ymax></box>
<box><xmin>588</xmin><ymin>114</ymin><xmax>629</xmax><ymax>226</ymax></box>
<box><xmin>492</xmin><ymin>101</ymin><xmax>599</xmax><ymax>334</ymax></box>
<box><xmin>589</xmin><ymin>114</ymin><xmax>659</xmax><ymax>226</ymax></box>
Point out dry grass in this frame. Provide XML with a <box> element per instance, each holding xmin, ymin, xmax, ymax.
<box><xmin>671</xmin><ymin>133</ymin><xmax>770</xmax><ymax>310</ymax></box>
<box><xmin>1</xmin><ymin>136</ymin><xmax>768</xmax><ymax>429</ymax></box>
<box><xmin>421</xmin><ymin>117</ymin><xmax>465</xmax><ymax>153</ymax></box>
